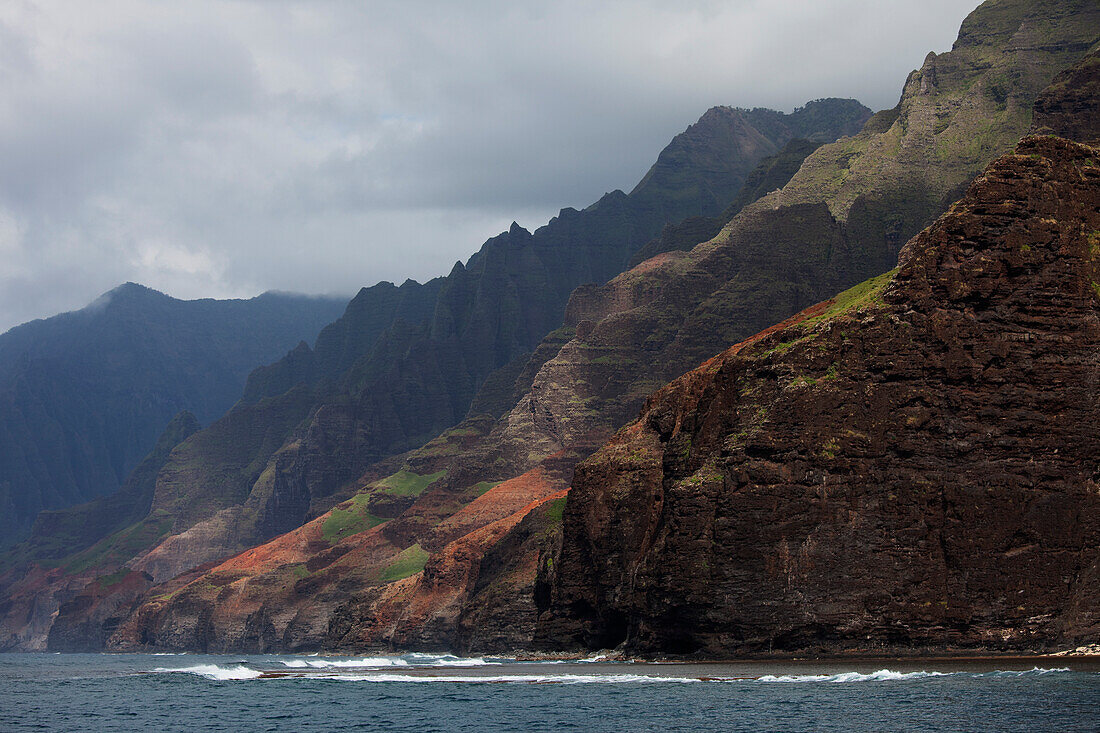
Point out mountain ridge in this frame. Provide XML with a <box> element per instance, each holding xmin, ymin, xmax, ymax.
<box><xmin>100</xmin><ymin>98</ymin><xmax>871</xmax><ymax>587</ymax></box>
<box><xmin>0</xmin><ymin>285</ymin><xmax>347</xmax><ymax>546</ymax></box>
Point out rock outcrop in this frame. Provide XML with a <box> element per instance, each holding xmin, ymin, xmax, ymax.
<box><xmin>1031</xmin><ymin>47</ymin><xmax>1100</xmax><ymax>143</ymax></box>
<box><xmin>540</xmin><ymin>135</ymin><xmax>1100</xmax><ymax>655</ymax></box>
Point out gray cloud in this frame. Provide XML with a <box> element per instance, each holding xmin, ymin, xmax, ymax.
<box><xmin>0</xmin><ymin>0</ymin><xmax>979</xmax><ymax>333</ymax></box>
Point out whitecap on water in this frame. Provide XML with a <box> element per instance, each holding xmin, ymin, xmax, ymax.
<box><xmin>319</xmin><ymin>673</ymin><xmax>699</xmax><ymax>684</ymax></box>
<box><xmin>153</xmin><ymin>664</ymin><xmax>262</xmax><ymax>681</ymax></box>
<box><xmin>991</xmin><ymin>667</ymin><xmax>1071</xmax><ymax>676</ymax></box>
<box><xmin>755</xmin><ymin>669</ymin><xmax>954</xmax><ymax>683</ymax></box>
<box><xmin>278</xmin><ymin>653</ymin><xmax>499</xmax><ymax>669</ymax></box>
<box><xmin>280</xmin><ymin>657</ymin><xmax>409</xmax><ymax>669</ymax></box>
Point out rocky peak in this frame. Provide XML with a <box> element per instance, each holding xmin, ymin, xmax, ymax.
<box><xmin>761</xmin><ymin>0</ymin><xmax>1100</xmax><ymax>223</ymax></box>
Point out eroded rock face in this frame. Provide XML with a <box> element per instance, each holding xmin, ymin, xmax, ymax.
<box><xmin>540</xmin><ymin>136</ymin><xmax>1100</xmax><ymax>656</ymax></box>
<box><xmin>1031</xmin><ymin>47</ymin><xmax>1100</xmax><ymax>144</ymax></box>
<box><xmin>47</xmin><ymin>570</ymin><xmax>153</xmax><ymax>652</ymax></box>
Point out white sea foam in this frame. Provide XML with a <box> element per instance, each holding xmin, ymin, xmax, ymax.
<box><xmin>150</xmin><ymin>662</ymin><xmax>1080</xmax><ymax>684</ymax></box>
<box><xmin>755</xmin><ymin>669</ymin><xmax>954</xmax><ymax>683</ymax></box>
<box><xmin>279</xmin><ymin>653</ymin><xmax>497</xmax><ymax>669</ymax></box>
<box><xmin>991</xmin><ymin>667</ymin><xmax>1071</xmax><ymax>676</ymax></box>
<box><xmin>406</xmin><ymin>653</ymin><xmax>499</xmax><ymax>667</ymax></box>
<box><xmin>154</xmin><ymin>664</ymin><xmax>262</xmax><ymax>681</ymax></box>
<box><xmin>280</xmin><ymin>657</ymin><xmax>410</xmax><ymax>669</ymax></box>
<box><xmin>320</xmin><ymin>673</ymin><xmax>699</xmax><ymax>684</ymax></box>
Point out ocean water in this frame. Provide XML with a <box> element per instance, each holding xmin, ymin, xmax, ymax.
<box><xmin>2</xmin><ymin>653</ymin><xmax>1098</xmax><ymax>732</ymax></box>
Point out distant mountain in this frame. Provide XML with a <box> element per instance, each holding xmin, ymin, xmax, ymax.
<box><xmin>76</xmin><ymin>98</ymin><xmax>869</xmax><ymax>589</ymax></box>
<box><xmin>0</xmin><ymin>284</ymin><xmax>346</xmax><ymax>546</ymax></box>
<box><xmin>626</xmin><ymin>137</ymin><xmax>828</xmax><ymax>269</ymax></box>
<box><xmin>85</xmin><ymin>0</ymin><xmax>1100</xmax><ymax>655</ymax></box>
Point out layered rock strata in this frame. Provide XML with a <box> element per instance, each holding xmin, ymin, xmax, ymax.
<box><xmin>540</xmin><ymin>135</ymin><xmax>1100</xmax><ymax>655</ymax></box>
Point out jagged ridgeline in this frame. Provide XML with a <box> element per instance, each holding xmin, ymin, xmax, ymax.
<box><xmin>41</xmin><ymin>0</ymin><xmax>1099</xmax><ymax>656</ymax></box>
<box><xmin>99</xmin><ymin>101</ymin><xmax>869</xmax><ymax>578</ymax></box>
<box><xmin>0</xmin><ymin>286</ymin><xmax>346</xmax><ymax>546</ymax></box>
<box><xmin>0</xmin><ymin>96</ymin><xmax>870</xmax><ymax>651</ymax></box>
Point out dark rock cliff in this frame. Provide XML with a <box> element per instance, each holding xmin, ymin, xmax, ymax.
<box><xmin>1031</xmin><ymin>47</ymin><xmax>1100</xmax><ymax>143</ymax></box>
<box><xmin>539</xmin><ymin>135</ymin><xmax>1100</xmax><ymax>655</ymax></box>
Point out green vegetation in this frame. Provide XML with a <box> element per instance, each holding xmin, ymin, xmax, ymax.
<box><xmin>820</xmin><ymin>438</ymin><xmax>840</xmax><ymax>460</ymax></box>
<box><xmin>473</xmin><ymin>481</ymin><xmax>502</xmax><ymax>496</ymax></box>
<box><xmin>417</xmin><ymin>426</ymin><xmax>484</xmax><ymax>457</ymax></box>
<box><xmin>63</xmin><ymin>512</ymin><xmax>175</xmax><ymax>574</ymax></box>
<box><xmin>95</xmin><ymin>568</ymin><xmax>132</xmax><ymax>590</ymax></box>
<box><xmin>321</xmin><ymin>493</ymin><xmax>386</xmax><ymax>543</ymax></box>
<box><xmin>545</xmin><ymin>497</ymin><xmax>568</xmax><ymax>524</ymax></box>
<box><xmin>682</xmin><ymin>467</ymin><xmax>724</xmax><ymax>487</ymax></box>
<box><xmin>764</xmin><ymin>335</ymin><xmax>813</xmax><ymax>357</ymax></box>
<box><xmin>372</xmin><ymin>469</ymin><xmax>447</xmax><ymax>497</ymax></box>
<box><xmin>289</xmin><ymin>564</ymin><xmax>310</xmax><ymax>580</ymax></box>
<box><xmin>590</xmin><ymin>354</ymin><xmax>637</xmax><ymax>365</ymax></box>
<box><xmin>1086</xmin><ymin>229</ymin><xmax>1100</xmax><ymax>255</ymax></box>
<box><xmin>789</xmin><ymin>363</ymin><xmax>839</xmax><ymax>390</ymax></box>
<box><xmin>804</xmin><ymin>269</ymin><xmax>897</xmax><ymax>326</ymax></box>
<box><xmin>379</xmin><ymin>544</ymin><xmax>430</xmax><ymax>582</ymax></box>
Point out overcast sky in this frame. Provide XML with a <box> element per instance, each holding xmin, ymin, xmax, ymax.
<box><xmin>0</xmin><ymin>0</ymin><xmax>980</xmax><ymax>334</ymax></box>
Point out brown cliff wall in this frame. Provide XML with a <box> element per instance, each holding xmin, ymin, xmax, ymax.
<box><xmin>540</xmin><ymin>136</ymin><xmax>1100</xmax><ymax>656</ymax></box>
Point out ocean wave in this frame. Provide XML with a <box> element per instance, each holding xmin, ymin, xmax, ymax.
<box><xmin>404</xmin><ymin>653</ymin><xmax>500</xmax><ymax>667</ymax></box>
<box><xmin>280</xmin><ymin>657</ymin><xmax>409</xmax><ymax>669</ymax></box>
<box><xmin>279</xmin><ymin>653</ymin><xmax>498</xmax><ymax>669</ymax></box>
<box><xmin>755</xmin><ymin>669</ymin><xmax>954</xmax><ymax>683</ymax></box>
<box><xmin>991</xmin><ymin>667</ymin><xmax>1071</xmax><ymax>676</ymax></box>
<box><xmin>320</xmin><ymin>673</ymin><xmax>699</xmax><ymax>684</ymax></box>
<box><xmin>153</xmin><ymin>664</ymin><xmax>262</xmax><ymax>681</ymax></box>
<box><xmin>149</xmin><ymin>662</ymin><xmax>1081</xmax><ymax>684</ymax></box>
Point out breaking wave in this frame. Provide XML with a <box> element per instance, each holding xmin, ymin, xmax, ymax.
<box><xmin>153</xmin><ymin>664</ymin><xmax>262</xmax><ymax>681</ymax></box>
<box><xmin>279</xmin><ymin>653</ymin><xmax>499</xmax><ymax>669</ymax></box>
<box><xmin>991</xmin><ymin>667</ymin><xmax>1071</xmax><ymax>676</ymax></box>
<box><xmin>321</xmin><ymin>673</ymin><xmax>699</xmax><ymax>684</ymax></box>
<box><xmin>755</xmin><ymin>669</ymin><xmax>954</xmax><ymax>683</ymax></box>
<box><xmin>753</xmin><ymin>668</ymin><xmax>1075</xmax><ymax>683</ymax></box>
<box><xmin>147</xmin><ymin>662</ymin><xmax>1078</xmax><ymax>684</ymax></box>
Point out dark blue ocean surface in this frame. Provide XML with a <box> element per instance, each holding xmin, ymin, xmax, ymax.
<box><xmin>2</xmin><ymin>653</ymin><xmax>1098</xmax><ymax>732</ymax></box>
